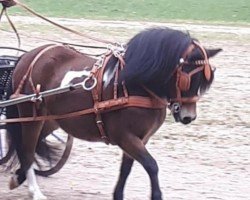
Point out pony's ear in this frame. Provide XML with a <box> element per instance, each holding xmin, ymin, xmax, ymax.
<box><xmin>187</xmin><ymin>48</ymin><xmax>203</xmax><ymax>62</ymax></box>
<box><xmin>187</xmin><ymin>48</ymin><xmax>222</xmax><ymax>62</ymax></box>
<box><xmin>206</xmin><ymin>48</ymin><xmax>222</xmax><ymax>58</ymax></box>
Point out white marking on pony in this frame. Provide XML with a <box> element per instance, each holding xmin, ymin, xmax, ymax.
<box><xmin>180</xmin><ymin>103</ymin><xmax>197</xmax><ymax>121</ymax></box>
<box><xmin>60</xmin><ymin>70</ymin><xmax>90</xmax><ymax>87</ymax></box>
<box><xmin>103</xmin><ymin>61</ymin><xmax>119</xmax><ymax>88</ymax></box>
<box><xmin>27</xmin><ymin>165</ymin><xmax>47</xmax><ymax>200</ymax></box>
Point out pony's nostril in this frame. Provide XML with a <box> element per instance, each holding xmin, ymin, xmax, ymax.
<box><xmin>182</xmin><ymin>117</ymin><xmax>192</xmax><ymax>124</ymax></box>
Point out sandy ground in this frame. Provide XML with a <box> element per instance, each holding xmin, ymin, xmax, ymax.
<box><xmin>0</xmin><ymin>17</ymin><xmax>250</xmax><ymax>200</ymax></box>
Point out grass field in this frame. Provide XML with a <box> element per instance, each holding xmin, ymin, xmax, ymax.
<box><xmin>9</xmin><ymin>0</ymin><xmax>250</xmax><ymax>24</ymax></box>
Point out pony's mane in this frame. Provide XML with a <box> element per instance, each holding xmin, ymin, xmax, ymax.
<box><xmin>120</xmin><ymin>27</ymin><xmax>193</xmax><ymax>88</ymax></box>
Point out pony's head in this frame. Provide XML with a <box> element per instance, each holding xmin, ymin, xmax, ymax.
<box><xmin>167</xmin><ymin>40</ymin><xmax>222</xmax><ymax>124</ymax></box>
<box><xmin>120</xmin><ymin>27</ymin><xmax>221</xmax><ymax>124</ymax></box>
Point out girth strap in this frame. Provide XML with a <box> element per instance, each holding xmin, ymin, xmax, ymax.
<box><xmin>90</xmin><ymin>52</ymin><xmax>129</xmax><ymax>144</ymax></box>
<box><xmin>91</xmin><ymin>53</ymin><xmax>113</xmax><ymax>143</ymax></box>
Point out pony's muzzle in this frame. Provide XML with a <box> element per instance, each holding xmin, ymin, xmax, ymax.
<box><xmin>179</xmin><ymin>103</ymin><xmax>197</xmax><ymax>124</ymax></box>
<box><xmin>180</xmin><ymin>116</ymin><xmax>196</xmax><ymax>124</ymax></box>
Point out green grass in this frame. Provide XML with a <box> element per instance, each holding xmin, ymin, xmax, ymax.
<box><xmin>8</xmin><ymin>0</ymin><xmax>250</xmax><ymax>24</ymax></box>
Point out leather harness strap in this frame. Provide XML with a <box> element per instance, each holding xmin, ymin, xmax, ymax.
<box><xmin>91</xmin><ymin>53</ymin><xmax>113</xmax><ymax>143</ymax></box>
<box><xmin>90</xmin><ymin>52</ymin><xmax>133</xmax><ymax>143</ymax></box>
<box><xmin>1</xmin><ymin>96</ymin><xmax>166</xmax><ymax>123</ymax></box>
<box><xmin>12</xmin><ymin>44</ymin><xmax>62</xmax><ymax>98</ymax></box>
<box><xmin>169</xmin><ymin>41</ymin><xmax>212</xmax><ymax>104</ymax></box>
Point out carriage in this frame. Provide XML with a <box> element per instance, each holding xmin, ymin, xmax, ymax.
<box><xmin>0</xmin><ymin>47</ymin><xmax>73</xmax><ymax>176</ymax></box>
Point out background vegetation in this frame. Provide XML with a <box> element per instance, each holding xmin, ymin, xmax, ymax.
<box><xmin>9</xmin><ymin>0</ymin><xmax>250</xmax><ymax>24</ymax></box>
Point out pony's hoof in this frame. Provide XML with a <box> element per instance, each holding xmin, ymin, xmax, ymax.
<box><xmin>9</xmin><ymin>175</ymin><xmax>19</xmax><ymax>190</ymax></box>
<box><xmin>29</xmin><ymin>189</ymin><xmax>47</xmax><ymax>200</ymax></box>
<box><xmin>32</xmin><ymin>194</ymin><xmax>47</xmax><ymax>200</ymax></box>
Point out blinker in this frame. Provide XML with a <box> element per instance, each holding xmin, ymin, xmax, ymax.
<box><xmin>172</xmin><ymin>40</ymin><xmax>212</xmax><ymax>105</ymax></box>
<box><xmin>178</xmin><ymin>71</ymin><xmax>190</xmax><ymax>92</ymax></box>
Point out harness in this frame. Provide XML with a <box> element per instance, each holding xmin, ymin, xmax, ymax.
<box><xmin>83</xmin><ymin>50</ymin><xmax>168</xmax><ymax>143</ymax></box>
<box><xmin>170</xmin><ymin>40</ymin><xmax>212</xmax><ymax>105</ymax></box>
<box><xmin>7</xmin><ymin>45</ymin><xmax>167</xmax><ymax>144</ymax></box>
<box><xmin>5</xmin><ymin>41</ymin><xmax>212</xmax><ymax>143</ymax></box>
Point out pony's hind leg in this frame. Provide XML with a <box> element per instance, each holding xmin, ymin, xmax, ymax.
<box><xmin>9</xmin><ymin>103</ymin><xmax>47</xmax><ymax>199</ymax></box>
<box><xmin>117</xmin><ymin>135</ymin><xmax>162</xmax><ymax>200</ymax></box>
<box><xmin>9</xmin><ymin>121</ymin><xmax>45</xmax><ymax>188</ymax></box>
<box><xmin>113</xmin><ymin>153</ymin><xmax>134</xmax><ymax>200</ymax></box>
<box><xmin>27</xmin><ymin>165</ymin><xmax>47</xmax><ymax>200</ymax></box>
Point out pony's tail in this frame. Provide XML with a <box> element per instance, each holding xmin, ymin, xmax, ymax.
<box><xmin>3</xmin><ymin>80</ymin><xmax>22</xmax><ymax>169</ymax></box>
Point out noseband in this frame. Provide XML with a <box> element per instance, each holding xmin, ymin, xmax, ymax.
<box><xmin>169</xmin><ymin>41</ymin><xmax>212</xmax><ymax>105</ymax></box>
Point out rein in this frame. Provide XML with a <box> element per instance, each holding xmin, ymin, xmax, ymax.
<box><xmin>0</xmin><ymin>0</ymin><xmax>115</xmax><ymax>46</ymax></box>
<box><xmin>0</xmin><ymin>28</ymin><xmax>107</xmax><ymax>57</ymax></box>
<box><xmin>0</xmin><ymin>5</ymin><xmax>21</xmax><ymax>48</ymax></box>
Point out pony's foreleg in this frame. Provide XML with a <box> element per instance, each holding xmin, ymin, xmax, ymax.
<box><xmin>118</xmin><ymin>136</ymin><xmax>162</xmax><ymax>200</ymax></box>
<box><xmin>113</xmin><ymin>153</ymin><xmax>134</xmax><ymax>200</ymax></box>
<box><xmin>27</xmin><ymin>165</ymin><xmax>47</xmax><ymax>200</ymax></box>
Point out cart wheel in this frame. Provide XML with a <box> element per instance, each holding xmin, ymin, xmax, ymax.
<box><xmin>34</xmin><ymin>130</ymin><xmax>73</xmax><ymax>177</ymax></box>
<box><xmin>0</xmin><ymin>128</ymin><xmax>14</xmax><ymax>165</ymax></box>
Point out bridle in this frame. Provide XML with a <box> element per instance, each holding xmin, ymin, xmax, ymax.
<box><xmin>169</xmin><ymin>40</ymin><xmax>212</xmax><ymax>113</ymax></box>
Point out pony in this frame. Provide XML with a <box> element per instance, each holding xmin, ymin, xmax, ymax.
<box><xmin>5</xmin><ymin>27</ymin><xmax>221</xmax><ymax>200</ymax></box>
